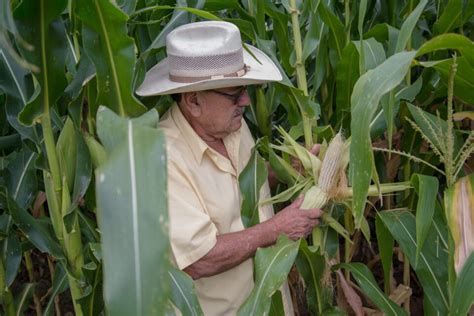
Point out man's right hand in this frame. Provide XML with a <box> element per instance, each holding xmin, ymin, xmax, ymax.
<box><xmin>269</xmin><ymin>194</ymin><xmax>322</xmax><ymax>240</ymax></box>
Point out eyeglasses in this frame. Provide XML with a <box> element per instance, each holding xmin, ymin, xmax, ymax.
<box><xmin>208</xmin><ymin>86</ymin><xmax>247</xmax><ymax>105</ymax></box>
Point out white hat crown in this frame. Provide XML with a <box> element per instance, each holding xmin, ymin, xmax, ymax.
<box><xmin>166</xmin><ymin>21</ymin><xmax>246</xmax><ymax>80</ymax></box>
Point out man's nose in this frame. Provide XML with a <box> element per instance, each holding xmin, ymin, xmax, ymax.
<box><xmin>238</xmin><ymin>90</ymin><xmax>251</xmax><ymax>106</ymax></box>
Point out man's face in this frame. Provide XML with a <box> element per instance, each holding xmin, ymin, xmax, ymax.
<box><xmin>195</xmin><ymin>86</ymin><xmax>250</xmax><ymax>138</ymax></box>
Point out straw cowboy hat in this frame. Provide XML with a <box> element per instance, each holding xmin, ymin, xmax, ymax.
<box><xmin>136</xmin><ymin>21</ymin><xmax>282</xmax><ymax>96</ymax></box>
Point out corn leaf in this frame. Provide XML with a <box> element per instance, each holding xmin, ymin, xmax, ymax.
<box><xmin>420</xmin><ymin>56</ymin><xmax>474</xmax><ymax>104</ymax></box>
<box><xmin>353</xmin><ymin>38</ymin><xmax>386</xmax><ymax>71</ymax></box>
<box><xmin>336</xmin><ymin>42</ymin><xmax>359</xmax><ymax>123</ymax></box>
<box><xmin>317</xmin><ymin>1</ymin><xmax>345</xmax><ymax>60</ymax></box>
<box><xmin>433</xmin><ymin>0</ymin><xmax>474</xmax><ymax>35</ymax></box>
<box><xmin>416</xmin><ymin>33</ymin><xmax>474</xmax><ymax>68</ymax></box>
<box><xmin>451</xmin><ymin>252</ymin><xmax>474</xmax><ymax>316</ymax></box>
<box><xmin>411</xmin><ymin>174</ymin><xmax>439</xmax><ymax>266</ymax></box>
<box><xmin>239</xmin><ymin>147</ymin><xmax>268</xmax><ymax>228</ymax></box>
<box><xmin>168</xmin><ymin>267</ymin><xmax>204</xmax><ymax>316</ymax></box>
<box><xmin>350</xmin><ymin>51</ymin><xmax>416</xmax><ymax>228</ymax></box>
<box><xmin>76</xmin><ymin>0</ymin><xmax>146</xmax><ymax>117</ymax></box>
<box><xmin>295</xmin><ymin>239</ymin><xmax>328</xmax><ymax>314</ymax></box>
<box><xmin>444</xmin><ymin>173</ymin><xmax>474</xmax><ymax>274</ymax></box>
<box><xmin>394</xmin><ymin>0</ymin><xmax>428</xmax><ymax>53</ymax></box>
<box><xmin>96</xmin><ymin>108</ymin><xmax>170</xmax><ymax>315</ymax></box>
<box><xmin>4</xmin><ymin>147</ymin><xmax>37</xmax><ymax>210</ymax></box>
<box><xmin>1</xmin><ymin>231</ymin><xmax>21</xmax><ymax>287</ymax></box>
<box><xmin>375</xmin><ymin>213</ymin><xmax>394</xmax><ymax>294</ymax></box>
<box><xmin>379</xmin><ymin>210</ymin><xmax>449</xmax><ymax>313</ymax></box>
<box><xmin>43</xmin><ymin>263</ymin><xmax>68</xmax><ymax>316</ymax></box>
<box><xmin>238</xmin><ymin>236</ymin><xmax>300</xmax><ymax>316</ymax></box>
<box><xmin>336</xmin><ymin>263</ymin><xmax>407</xmax><ymax>316</ymax></box>
<box><xmin>14</xmin><ymin>0</ymin><xmax>69</xmax><ymax>125</ymax></box>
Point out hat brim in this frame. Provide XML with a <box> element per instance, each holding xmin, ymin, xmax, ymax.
<box><xmin>135</xmin><ymin>45</ymin><xmax>283</xmax><ymax>96</ymax></box>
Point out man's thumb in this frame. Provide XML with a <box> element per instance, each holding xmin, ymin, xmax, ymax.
<box><xmin>292</xmin><ymin>194</ymin><xmax>304</xmax><ymax>207</ymax></box>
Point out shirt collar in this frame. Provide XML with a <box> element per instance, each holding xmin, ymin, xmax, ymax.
<box><xmin>170</xmin><ymin>103</ymin><xmax>242</xmax><ymax>171</ymax></box>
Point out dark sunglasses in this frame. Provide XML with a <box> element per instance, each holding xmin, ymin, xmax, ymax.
<box><xmin>208</xmin><ymin>86</ymin><xmax>247</xmax><ymax>105</ymax></box>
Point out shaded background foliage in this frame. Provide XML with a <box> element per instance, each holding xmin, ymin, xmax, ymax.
<box><xmin>0</xmin><ymin>0</ymin><xmax>473</xmax><ymax>315</ymax></box>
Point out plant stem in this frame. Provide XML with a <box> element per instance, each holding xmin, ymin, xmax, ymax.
<box><xmin>289</xmin><ymin>0</ymin><xmax>313</xmax><ymax>149</ymax></box>
<box><xmin>344</xmin><ymin>0</ymin><xmax>351</xmax><ymax>44</ymax></box>
<box><xmin>24</xmin><ymin>251</ymin><xmax>43</xmax><ymax>316</ymax></box>
<box><xmin>445</xmin><ymin>56</ymin><xmax>457</xmax><ymax>186</ymax></box>
<box><xmin>0</xmin><ymin>257</ymin><xmax>14</xmax><ymax>316</ymax></box>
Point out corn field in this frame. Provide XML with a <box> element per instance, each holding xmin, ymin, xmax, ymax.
<box><xmin>0</xmin><ymin>0</ymin><xmax>473</xmax><ymax>315</ymax></box>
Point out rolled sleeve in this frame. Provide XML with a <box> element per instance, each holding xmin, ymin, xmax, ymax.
<box><xmin>168</xmin><ymin>162</ymin><xmax>218</xmax><ymax>269</ymax></box>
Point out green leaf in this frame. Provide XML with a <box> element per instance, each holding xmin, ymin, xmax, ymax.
<box><xmin>14</xmin><ymin>282</ymin><xmax>36</xmax><ymax>316</ymax></box>
<box><xmin>433</xmin><ymin>0</ymin><xmax>473</xmax><ymax>35</ymax></box>
<box><xmin>336</xmin><ymin>263</ymin><xmax>407</xmax><ymax>316</ymax></box>
<box><xmin>411</xmin><ymin>174</ymin><xmax>439</xmax><ymax>266</ymax></box>
<box><xmin>15</xmin><ymin>0</ymin><xmax>69</xmax><ymax>125</ymax></box>
<box><xmin>451</xmin><ymin>252</ymin><xmax>474</xmax><ymax>316</ymax></box>
<box><xmin>264</xmin><ymin>1</ymin><xmax>292</xmax><ymax>73</ymax></box>
<box><xmin>350</xmin><ymin>51</ymin><xmax>416</xmax><ymax>228</ymax></box>
<box><xmin>4</xmin><ymin>148</ymin><xmax>37</xmax><ymax>209</ymax></box>
<box><xmin>416</xmin><ymin>34</ymin><xmax>474</xmax><ymax>68</ymax></box>
<box><xmin>394</xmin><ymin>0</ymin><xmax>428</xmax><ymax>53</ymax></box>
<box><xmin>168</xmin><ymin>266</ymin><xmax>204</xmax><ymax>316</ymax></box>
<box><xmin>76</xmin><ymin>0</ymin><xmax>146</xmax><ymax>117</ymax></box>
<box><xmin>96</xmin><ymin>108</ymin><xmax>170</xmax><ymax>315</ymax></box>
<box><xmin>3</xmin><ymin>233</ymin><xmax>21</xmax><ymax>287</ymax></box>
<box><xmin>336</xmin><ymin>42</ymin><xmax>359</xmax><ymax>124</ymax></box>
<box><xmin>295</xmin><ymin>239</ymin><xmax>328</xmax><ymax>314</ymax></box>
<box><xmin>317</xmin><ymin>1</ymin><xmax>345</xmax><ymax>60</ymax></box>
<box><xmin>353</xmin><ymin>38</ymin><xmax>386</xmax><ymax>71</ymax></box>
<box><xmin>375</xmin><ymin>214</ymin><xmax>394</xmax><ymax>294</ymax></box>
<box><xmin>420</xmin><ymin>56</ymin><xmax>474</xmax><ymax>104</ymax></box>
<box><xmin>1</xmin><ymin>190</ymin><xmax>64</xmax><ymax>259</ymax></box>
<box><xmin>96</xmin><ymin>105</ymin><xmax>159</xmax><ymax>154</ymax></box>
<box><xmin>379</xmin><ymin>210</ymin><xmax>449</xmax><ymax>313</ymax></box>
<box><xmin>43</xmin><ymin>263</ymin><xmax>68</xmax><ymax>316</ymax></box>
<box><xmin>239</xmin><ymin>147</ymin><xmax>268</xmax><ymax>228</ymax></box>
<box><xmin>238</xmin><ymin>236</ymin><xmax>300</xmax><ymax>316</ymax></box>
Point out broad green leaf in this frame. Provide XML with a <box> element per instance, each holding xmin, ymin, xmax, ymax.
<box><xmin>302</xmin><ymin>0</ymin><xmax>322</xmax><ymax>63</ymax></box>
<box><xmin>0</xmin><ymin>190</ymin><xmax>64</xmax><ymax>259</ymax></box>
<box><xmin>238</xmin><ymin>236</ymin><xmax>300</xmax><ymax>316</ymax></box>
<box><xmin>411</xmin><ymin>174</ymin><xmax>439</xmax><ymax>266</ymax></box>
<box><xmin>336</xmin><ymin>263</ymin><xmax>407</xmax><ymax>316</ymax></box>
<box><xmin>62</xmin><ymin>51</ymin><xmax>96</xmax><ymax>103</ymax></box>
<box><xmin>3</xmin><ymin>232</ymin><xmax>21</xmax><ymax>287</ymax></box>
<box><xmin>14</xmin><ymin>0</ymin><xmax>69</xmax><ymax>125</ymax></box>
<box><xmin>433</xmin><ymin>0</ymin><xmax>474</xmax><ymax>35</ymax></box>
<box><xmin>168</xmin><ymin>266</ymin><xmax>204</xmax><ymax>316</ymax></box>
<box><xmin>317</xmin><ymin>1</ymin><xmax>345</xmax><ymax>60</ymax></box>
<box><xmin>353</xmin><ymin>38</ymin><xmax>386</xmax><ymax>71</ymax></box>
<box><xmin>239</xmin><ymin>147</ymin><xmax>268</xmax><ymax>228</ymax></box>
<box><xmin>358</xmin><ymin>0</ymin><xmax>368</xmax><ymax>73</ymax></box>
<box><xmin>264</xmin><ymin>1</ymin><xmax>292</xmax><ymax>73</ymax></box>
<box><xmin>96</xmin><ymin>105</ymin><xmax>159</xmax><ymax>154</ymax></box>
<box><xmin>96</xmin><ymin>109</ymin><xmax>170</xmax><ymax>315</ymax></box>
<box><xmin>0</xmin><ymin>42</ymin><xmax>30</xmax><ymax>105</ymax></box>
<box><xmin>394</xmin><ymin>0</ymin><xmax>427</xmax><ymax>53</ymax></box>
<box><xmin>269</xmin><ymin>290</ymin><xmax>285</xmax><ymax>316</ymax></box>
<box><xmin>444</xmin><ymin>174</ymin><xmax>474</xmax><ymax>275</ymax></box>
<box><xmin>379</xmin><ymin>210</ymin><xmax>449</xmax><ymax>313</ymax></box>
<box><xmin>255</xmin><ymin>87</ymin><xmax>271</xmax><ymax>137</ymax></box>
<box><xmin>350</xmin><ymin>51</ymin><xmax>416</xmax><ymax>228</ymax></box>
<box><xmin>451</xmin><ymin>252</ymin><xmax>474</xmax><ymax>316</ymax></box>
<box><xmin>57</xmin><ymin>118</ymin><xmax>77</xmax><ymax>193</ymax></box>
<box><xmin>4</xmin><ymin>148</ymin><xmax>37</xmax><ymax>209</ymax></box>
<box><xmin>335</xmin><ymin>42</ymin><xmax>359</xmax><ymax>125</ymax></box>
<box><xmin>295</xmin><ymin>239</ymin><xmax>328</xmax><ymax>314</ymax></box>
<box><xmin>416</xmin><ymin>34</ymin><xmax>474</xmax><ymax>68</ymax></box>
<box><xmin>375</xmin><ymin>214</ymin><xmax>394</xmax><ymax>294</ymax></box>
<box><xmin>420</xmin><ymin>56</ymin><xmax>474</xmax><ymax>104</ymax></box>
<box><xmin>76</xmin><ymin>0</ymin><xmax>146</xmax><ymax>117</ymax></box>
<box><xmin>84</xmin><ymin>134</ymin><xmax>108</xmax><ymax>169</ymax></box>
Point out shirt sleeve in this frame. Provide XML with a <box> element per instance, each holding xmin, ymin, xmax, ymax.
<box><xmin>167</xmin><ymin>161</ymin><xmax>218</xmax><ymax>269</ymax></box>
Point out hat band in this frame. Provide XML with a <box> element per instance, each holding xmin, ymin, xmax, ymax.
<box><xmin>169</xmin><ymin>64</ymin><xmax>250</xmax><ymax>83</ymax></box>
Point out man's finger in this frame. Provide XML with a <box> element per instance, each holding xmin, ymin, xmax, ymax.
<box><xmin>292</xmin><ymin>194</ymin><xmax>304</xmax><ymax>207</ymax></box>
<box><xmin>310</xmin><ymin>144</ymin><xmax>321</xmax><ymax>156</ymax></box>
<box><xmin>307</xmin><ymin>208</ymin><xmax>323</xmax><ymax>219</ymax></box>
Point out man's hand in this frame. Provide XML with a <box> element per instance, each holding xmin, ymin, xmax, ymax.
<box><xmin>269</xmin><ymin>194</ymin><xmax>322</xmax><ymax>240</ymax></box>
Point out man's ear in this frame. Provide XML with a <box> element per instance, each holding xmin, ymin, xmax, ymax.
<box><xmin>182</xmin><ymin>92</ymin><xmax>202</xmax><ymax>117</ymax></box>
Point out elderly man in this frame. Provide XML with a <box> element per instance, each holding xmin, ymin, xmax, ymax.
<box><xmin>137</xmin><ymin>21</ymin><xmax>322</xmax><ymax>315</ymax></box>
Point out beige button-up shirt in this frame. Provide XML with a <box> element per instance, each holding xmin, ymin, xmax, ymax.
<box><xmin>159</xmin><ymin>104</ymin><xmax>293</xmax><ymax>315</ymax></box>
